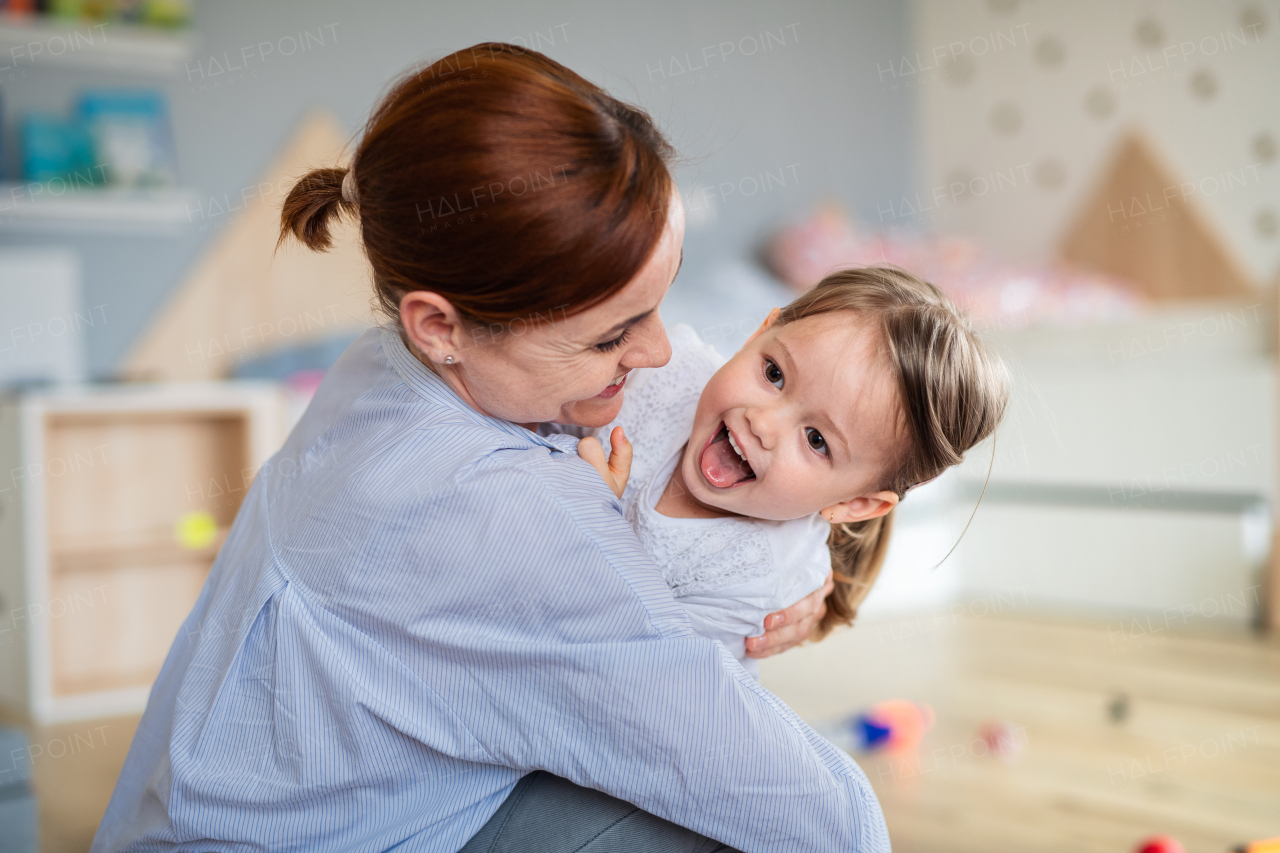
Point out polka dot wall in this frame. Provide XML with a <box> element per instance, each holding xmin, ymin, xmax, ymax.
<box><xmin>903</xmin><ymin>0</ymin><xmax>1280</xmax><ymax>283</ymax></box>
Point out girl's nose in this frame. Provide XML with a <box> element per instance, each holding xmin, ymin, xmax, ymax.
<box><xmin>744</xmin><ymin>405</ymin><xmax>780</xmax><ymax>451</ymax></box>
<box><xmin>619</xmin><ymin>313</ymin><xmax>672</xmax><ymax>370</ymax></box>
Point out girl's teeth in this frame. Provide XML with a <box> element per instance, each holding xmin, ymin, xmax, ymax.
<box><xmin>728</xmin><ymin>432</ymin><xmax>745</xmax><ymax>461</ymax></box>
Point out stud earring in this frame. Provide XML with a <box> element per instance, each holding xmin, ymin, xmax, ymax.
<box><xmin>444</xmin><ymin>355</ymin><xmax>454</xmax><ymax>365</ymax></box>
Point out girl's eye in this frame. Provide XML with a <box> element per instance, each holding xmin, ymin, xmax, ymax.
<box><xmin>805</xmin><ymin>427</ymin><xmax>828</xmax><ymax>455</ymax></box>
<box><xmin>595</xmin><ymin>328</ymin><xmax>631</xmax><ymax>353</ymax></box>
<box><xmin>764</xmin><ymin>358</ymin><xmax>784</xmax><ymax>389</ymax></box>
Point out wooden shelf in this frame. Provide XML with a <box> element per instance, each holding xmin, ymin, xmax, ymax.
<box><xmin>55</xmin><ymin>666</ymin><xmax>161</xmax><ymax>698</ymax></box>
<box><xmin>48</xmin><ymin>559</ymin><xmax>211</xmax><ymax>698</ymax></box>
<box><xmin>0</xmin><ymin>383</ymin><xmax>286</xmax><ymax>722</ymax></box>
<box><xmin>0</xmin><ymin>184</ymin><xmax>200</xmax><ymax>235</ymax></box>
<box><xmin>50</xmin><ymin>528</ymin><xmax>229</xmax><ymax>572</ymax></box>
<box><xmin>0</xmin><ymin>14</ymin><xmax>196</xmax><ymax>75</ymax></box>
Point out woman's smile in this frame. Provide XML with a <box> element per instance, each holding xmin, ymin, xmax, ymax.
<box><xmin>596</xmin><ymin>371</ymin><xmax>629</xmax><ymax>399</ymax></box>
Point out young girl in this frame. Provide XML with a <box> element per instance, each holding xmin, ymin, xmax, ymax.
<box><xmin>579</xmin><ymin>265</ymin><xmax>1009</xmax><ymax>677</ymax></box>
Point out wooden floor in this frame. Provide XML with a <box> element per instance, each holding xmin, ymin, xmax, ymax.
<box><xmin>761</xmin><ymin>612</ymin><xmax>1280</xmax><ymax>853</ymax></box>
<box><xmin>11</xmin><ymin>613</ymin><xmax>1280</xmax><ymax>853</ymax></box>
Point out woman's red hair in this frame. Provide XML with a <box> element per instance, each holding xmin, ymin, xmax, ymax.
<box><xmin>280</xmin><ymin>43</ymin><xmax>676</xmax><ymax>325</ymax></box>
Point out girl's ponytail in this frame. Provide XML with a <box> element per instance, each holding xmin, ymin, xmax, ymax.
<box><xmin>817</xmin><ymin>510</ymin><xmax>894</xmax><ymax>639</ymax></box>
<box><xmin>279</xmin><ymin>166</ymin><xmax>355</xmax><ymax>252</ymax></box>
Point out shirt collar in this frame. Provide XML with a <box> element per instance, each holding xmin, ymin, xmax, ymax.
<box><xmin>379</xmin><ymin>326</ymin><xmax>577</xmax><ymax>454</ymax></box>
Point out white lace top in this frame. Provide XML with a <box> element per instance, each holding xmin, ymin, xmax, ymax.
<box><xmin>594</xmin><ymin>324</ymin><xmax>832</xmax><ymax>679</ymax></box>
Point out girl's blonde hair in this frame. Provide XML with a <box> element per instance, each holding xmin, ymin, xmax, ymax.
<box><xmin>776</xmin><ymin>266</ymin><xmax>1010</xmax><ymax>638</ymax></box>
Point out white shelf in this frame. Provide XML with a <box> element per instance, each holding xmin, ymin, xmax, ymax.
<box><xmin>0</xmin><ymin>14</ymin><xmax>195</xmax><ymax>75</ymax></box>
<box><xmin>0</xmin><ymin>184</ymin><xmax>199</xmax><ymax>235</ymax></box>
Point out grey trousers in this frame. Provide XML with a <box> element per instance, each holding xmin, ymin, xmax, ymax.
<box><xmin>458</xmin><ymin>771</ymin><xmax>742</xmax><ymax>853</ymax></box>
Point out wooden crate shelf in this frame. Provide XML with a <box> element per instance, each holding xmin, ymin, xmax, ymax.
<box><xmin>0</xmin><ymin>382</ymin><xmax>284</xmax><ymax>724</ymax></box>
<box><xmin>49</xmin><ymin>529</ymin><xmax>229</xmax><ymax>572</ymax></box>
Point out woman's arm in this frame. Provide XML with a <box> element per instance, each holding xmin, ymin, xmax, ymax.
<box><xmin>673</xmin><ymin>571</ymin><xmax>834</xmax><ymax>671</ymax></box>
<box><xmin>395</xmin><ymin>458</ymin><xmax>889</xmax><ymax>853</ymax></box>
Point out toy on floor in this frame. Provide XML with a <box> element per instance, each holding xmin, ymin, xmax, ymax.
<box><xmin>1108</xmin><ymin>691</ymin><xmax>1130</xmax><ymax>724</ymax></box>
<box><xmin>1233</xmin><ymin>838</ymin><xmax>1280</xmax><ymax>853</ymax></box>
<box><xmin>977</xmin><ymin>719</ymin><xmax>1024</xmax><ymax>761</ymax></box>
<box><xmin>848</xmin><ymin>700</ymin><xmax>935</xmax><ymax>752</ymax></box>
<box><xmin>1134</xmin><ymin>835</ymin><xmax>1185</xmax><ymax>853</ymax></box>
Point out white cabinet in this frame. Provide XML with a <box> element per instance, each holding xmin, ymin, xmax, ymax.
<box><xmin>0</xmin><ymin>383</ymin><xmax>284</xmax><ymax>724</ymax></box>
<box><xmin>949</xmin><ymin>304</ymin><xmax>1274</xmax><ymax>624</ymax></box>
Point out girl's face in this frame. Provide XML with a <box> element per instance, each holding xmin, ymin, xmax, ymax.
<box><xmin>680</xmin><ymin>310</ymin><xmax>904</xmax><ymax>521</ymax></box>
<box><xmin>406</xmin><ymin>192</ymin><xmax>684</xmax><ymax>429</ymax></box>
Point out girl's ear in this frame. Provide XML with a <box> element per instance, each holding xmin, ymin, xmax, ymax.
<box><xmin>745</xmin><ymin>307</ymin><xmax>782</xmax><ymax>344</ymax></box>
<box><xmin>401</xmin><ymin>291</ymin><xmax>467</xmax><ymax>363</ymax></box>
<box><xmin>821</xmin><ymin>491</ymin><xmax>899</xmax><ymax>524</ymax></box>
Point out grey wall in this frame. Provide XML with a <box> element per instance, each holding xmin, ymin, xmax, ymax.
<box><xmin>1</xmin><ymin>0</ymin><xmax>916</xmax><ymax>377</ymax></box>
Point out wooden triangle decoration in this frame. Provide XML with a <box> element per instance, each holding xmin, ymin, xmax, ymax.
<box><xmin>1060</xmin><ymin>132</ymin><xmax>1255</xmax><ymax>300</ymax></box>
<box><xmin>122</xmin><ymin>111</ymin><xmax>376</xmax><ymax>381</ymax></box>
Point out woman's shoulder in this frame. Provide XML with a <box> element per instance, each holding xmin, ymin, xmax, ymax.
<box><xmin>271</xmin><ymin>327</ymin><xmax>569</xmax><ymax>505</ymax></box>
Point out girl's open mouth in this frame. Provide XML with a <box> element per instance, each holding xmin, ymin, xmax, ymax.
<box><xmin>699</xmin><ymin>422</ymin><xmax>756</xmax><ymax>488</ymax></box>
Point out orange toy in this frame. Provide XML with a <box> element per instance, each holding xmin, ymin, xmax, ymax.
<box><xmin>1233</xmin><ymin>838</ymin><xmax>1280</xmax><ymax>853</ymax></box>
<box><xmin>863</xmin><ymin>700</ymin><xmax>935</xmax><ymax>753</ymax></box>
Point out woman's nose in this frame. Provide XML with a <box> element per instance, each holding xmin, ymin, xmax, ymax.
<box><xmin>620</xmin><ymin>314</ymin><xmax>672</xmax><ymax>370</ymax></box>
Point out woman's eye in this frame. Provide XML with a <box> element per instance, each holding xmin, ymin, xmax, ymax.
<box><xmin>764</xmin><ymin>358</ymin><xmax>784</xmax><ymax>389</ymax></box>
<box><xmin>595</xmin><ymin>328</ymin><xmax>631</xmax><ymax>352</ymax></box>
<box><xmin>805</xmin><ymin>427</ymin><xmax>828</xmax><ymax>455</ymax></box>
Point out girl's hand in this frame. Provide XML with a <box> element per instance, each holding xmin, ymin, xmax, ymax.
<box><xmin>745</xmin><ymin>572</ymin><xmax>834</xmax><ymax>659</ymax></box>
<box><xmin>578</xmin><ymin>426</ymin><xmax>632</xmax><ymax>499</ymax></box>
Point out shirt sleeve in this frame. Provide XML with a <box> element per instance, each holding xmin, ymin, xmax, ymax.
<box><xmin>672</xmin><ymin>554</ymin><xmax>831</xmax><ymax>677</ymax></box>
<box><xmin>390</xmin><ymin>449</ymin><xmax>890</xmax><ymax>853</ymax></box>
<box><xmin>666</xmin><ymin>588</ymin><xmax>764</xmax><ymax>679</ymax></box>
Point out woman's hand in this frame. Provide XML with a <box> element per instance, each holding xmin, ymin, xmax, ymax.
<box><xmin>578</xmin><ymin>426</ymin><xmax>632</xmax><ymax>499</ymax></box>
<box><xmin>745</xmin><ymin>572</ymin><xmax>834</xmax><ymax>659</ymax></box>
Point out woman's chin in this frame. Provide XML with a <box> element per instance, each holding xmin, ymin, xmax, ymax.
<box><xmin>561</xmin><ymin>391</ymin><xmax>625</xmax><ymax>428</ymax></box>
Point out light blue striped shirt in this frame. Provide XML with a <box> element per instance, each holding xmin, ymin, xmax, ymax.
<box><xmin>92</xmin><ymin>327</ymin><xmax>890</xmax><ymax>853</ymax></box>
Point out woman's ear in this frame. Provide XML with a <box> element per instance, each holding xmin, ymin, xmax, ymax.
<box><xmin>401</xmin><ymin>291</ymin><xmax>466</xmax><ymax>363</ymax></box>
<box><xmin>745</xmin><ymin>307</ymin><xmax>782</xmax><ymax>344</ymax></box>
<box><xmin>821</xmin><ymin>491</ymin><xmax>899</xmax><ymax>524</ymax></box>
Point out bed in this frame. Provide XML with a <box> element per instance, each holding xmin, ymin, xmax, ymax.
<box><xmin>663</xmin><ymin>133</ymin><xmax>1275</xmax><ymax>631</ymax></box>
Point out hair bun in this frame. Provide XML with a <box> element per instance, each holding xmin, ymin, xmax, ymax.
<box><xmin>278</xmin><ymin>166</ymin><xmax>351</xmax><ymax>251</ymax></box>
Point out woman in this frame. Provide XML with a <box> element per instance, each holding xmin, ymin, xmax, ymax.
<box><xmin>92</xmin><ymin>44</ymin><xmax>887</xmax><ymax>853</ymax></box>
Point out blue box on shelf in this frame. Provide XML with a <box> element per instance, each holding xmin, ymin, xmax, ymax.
<box><xmin>21</xmin><ymin>113</ymin><xmax>97</xmax><ymax>185</ymax></box>
<box><xmin>0</xmin><ymin>727</ymin><xmax>38</xmax><ymax>853</ymax></box>
<box><xmin>78</xmin><ymin>89</ymin><xmax>177</xmax><ymax>189</ymax></box>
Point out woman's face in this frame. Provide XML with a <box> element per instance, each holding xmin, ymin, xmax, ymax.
<box><xmin>418</xmin><ymin>194</ymin><xmax>684</xmax><ymax>428</ymax></box>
